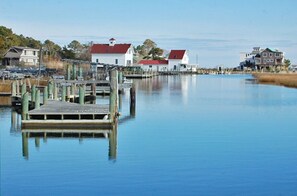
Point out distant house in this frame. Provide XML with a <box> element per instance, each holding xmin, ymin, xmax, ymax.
<box><xmin>2</xmin><ymin>46</ymin><xmax>39</xmax><ymax>66</ymax></box>
<box><xmin>90</xmin><ymin>38</ymin><xmax>134</xmax><ymax>67</ymax></box>
<box><xmin>240</xmin><ymin>47</ymin><xmax>284</xmax><ymax>70</ymax></box>
<box><xmin>138</xmin><ymin>60</ymin><xmax>168</xmax><ymax>72</ymax></box>
<box><xmin>255</xmin><ymin>48</ymin><xmax>284</xmax><ymax>69</ymax></box>
<box><xmin>168</xmin><ymin>50</ymin><xmax>189</xmax><ymax>71</ymax></box>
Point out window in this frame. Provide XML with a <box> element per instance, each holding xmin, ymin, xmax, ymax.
<box><xmin>96</xmin><ymin>59</ymin><xmax>99</xmax><ymax>63</ymax></box>
<box><xmin>115</xmin><ymin>59</ymin><xmax>118</xmax><ymax>64</ymax></box>
<box><xmin>275</xmin><ymin>53</ymin><xmax>280</xmax><ymax>57</ymax></box>
<box><xmin>127</xmin><ymin>60</ymin><xmax>131</xmax><ymax>66</ymax></box>
<box><xmin>33</xmin><ymin>51</ymin><xmax>36</xmax><ymax>56</ymax></box>
<box><xmin>149</xmin><ymin>65</ymin><xmax>152</xmax><ymax>68</ymax></box>
<box><xmin>269</xmin><ymin>53</ymin><xmax>273</xmax><ymax>57</ymax></box>
<box><xmin>262</xmin><ymin>53</ymin><xmax>267</xmax><ymax>57</ymax></box>
<box><xmin>24</xmin><ymin>50</ymin><xmax>27</xmax><ymax>55</ymax></box>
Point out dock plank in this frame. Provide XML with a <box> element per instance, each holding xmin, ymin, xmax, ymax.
<box><xmin>29</xmin><ymin>100</ymin><xmax>109</xmax><ymax>115</ymax></box>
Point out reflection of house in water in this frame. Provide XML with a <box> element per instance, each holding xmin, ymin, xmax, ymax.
<box><xmin>21</xmin><ymin>126</ymin><xmax>118</xmax><ymax>161</ymax></box>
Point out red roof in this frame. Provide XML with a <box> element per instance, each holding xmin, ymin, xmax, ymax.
<box><xmin>91</xmin><ymin>44</ymin><xmax>131</xmax><ymax>54</ymax></box>
<box><xmin>138</xmin><ymin>60</ymin><xmax>168</xmax><ymax>65</ymax></box>
<box><xmin>168</xmin><ymin>50</ymin><xmax>186</xmax><ymax>60</ymax></box>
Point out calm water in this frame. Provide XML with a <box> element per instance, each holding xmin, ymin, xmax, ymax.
<box><xmin>1</xmin><ymin>74</ymin><xmax>297</xmax><ymax>195</ymax></box>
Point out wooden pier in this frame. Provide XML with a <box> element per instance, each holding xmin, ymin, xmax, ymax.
<box><xmin>19</xmin><ymin>69</ymin><xmax>132</xmax><ymax>129</ymax></box>
<box><xmin>22</xmin><ymin>100</ymin><xmax>111</xmax><ymax>129</ymax></box>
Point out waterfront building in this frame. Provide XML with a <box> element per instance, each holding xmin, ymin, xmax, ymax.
<box><xmin>255</xmin><ymin>48</ymin><xmax>284</xmax><ymax>69</ymax></box>
<box><xmin>168</xmin><ymin>50</ymin><xmax>189</xmax><ymax>71</ymax></box>
<box><xmin>239</xmin><ymin>47</ymin><xmax>284</xmax><ymax>70</ymax></box>
<box><xmin>137</xmin><ymin>60</ymin><xmax>168</xmax><ymax>72</ymax></box>
<box><xmin>2</xmin><ymin>46</ymin><xmax>39</xmax><ymax>66</ymax></box>
<box><xmin>90</xmin><ymin>38</ymin><xmax>134</xmax><ymax>67</ymax></box>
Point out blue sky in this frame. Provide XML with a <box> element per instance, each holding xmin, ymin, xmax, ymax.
<box><xmin>1</xmin><ymin>0</ymin><xmax>297</xmax><ymax>67</ymax></box>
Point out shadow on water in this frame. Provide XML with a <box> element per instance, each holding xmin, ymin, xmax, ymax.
<box><xmin>21</xmin><ymin>125</ymin><xmax>118</xmax><ymax>161</ymax></box>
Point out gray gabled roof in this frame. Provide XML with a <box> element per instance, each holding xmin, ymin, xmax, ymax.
<box><xmin>3</xmin><ymin>46</ymin><xmax>39</xmax><ymax>59</ymax></box>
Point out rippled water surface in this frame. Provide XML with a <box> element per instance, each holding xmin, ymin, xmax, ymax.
<box><xmin>1</xmin><ymin>75</ymin><xmax>297</xmax><ymax>195</ymax></box>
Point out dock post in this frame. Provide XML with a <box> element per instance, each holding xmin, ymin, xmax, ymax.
<box><xmin>91</xmin><ymin>83</ymin><xmax>96</xmax><ymax>96</ymax></box>
<box><xmin>67</xmin><ymin>64</ymin><xmax>71</xmax><ymax>80</ymax></box>
<box><xmin>35</xmin><ymin>90</ymin><xmax>40</xmax><ymax>109</ymax></box>
<box><xmin>21</xmin><ymin>83</ymin><xmax>26</xmax><ymax>97</ymax></box>
<box><xmin>53</xmin><ymin>83</ymin><xmax>58</xmax><ymax>100</ymax></box>
<box><xmin>16</xmin><ymin>80</ymin><xmax>19</xmax><ymax>96</ymax></box>
<box><xmin>48</xmin><ymin>81</ymin><xmax>53</xmax><ymax>99</ymax></box>
<box><xmin>62</xmin><ymin>85</ymin><xmax>66</xmax><ymax>101</ymax></box>
<box><xmin>71</xmin><ymin>84</ymin><xmax>76</xmax><ymax>96</ymax></box>
<box><xmin>130</xmin><ymin>84</ymin><xmax>136</xmax><ymax>117</ymax></box>
<box><xmin>43</xmin><ymin>86</ymin><xmax>48</xmax><ymax>105</ymax></box>
<box><xmin>79</xmin><ymin>66</ymin><xmax>83</xmax><ymax>78</ymax></box>
<box><xmin>109</xmin><ymin>69</ymin><xmax>118</xmax><ymax>122</ymax></box>
<box><xmin>31</xmin><ymin>85</ymin><xmax>36</xmax><ymax>102</ymax></box>
<box><xmin>66</xmin><ymin>86</ymin><xmax>70</xmax><ymax>101</ymax></box>
<box><xmin>22</xmin><ymin>92</ymin><xmax>29</xmax><ymax>120</ymax></box>
<box><xmin>11</xmin><ymin>81</ymin><xmax>16</xmax><ymax>96</ymax></box>
<box><xmin>72</xmin><ymin>63</ymin><xmax>77</xmax><ymax>80</ymax></box>
<box><xmin>79</xmin><ymin>85</ymin><xmax>84</xmax><ymax>105</ymax></box>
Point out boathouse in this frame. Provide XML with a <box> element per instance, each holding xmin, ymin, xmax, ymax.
<box><xmin>168</xmin><ymin>50</ymin><xmax>189</xmax><ymax>71</ymax></box>
<box><xmin>91</xmin><ymin>38</ymin><xmax>134</xmax><ymax>67</ymax></box>
<box><xmin>137</xmin><ymin>60</ymin><xmax>168</xmax><ymax>72</ymax></box>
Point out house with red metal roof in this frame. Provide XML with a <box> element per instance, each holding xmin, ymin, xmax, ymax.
<box><xmin>91</xmin><ymin>38</ymin><xmax>134</xmax><ymax>66</ymax></box>
<box><xmin>137</xmin><ymin>60</ymin><xmax>169</xmax><ymax>72</ymax></box>
<box><xmin>168</xmin><ymin>50</ymin><xmax>189</xmax><ymax>71</ymax></box>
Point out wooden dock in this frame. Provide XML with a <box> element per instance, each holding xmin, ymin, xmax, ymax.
<box><xmin>22</xmin><ymin>100</ymin><xmax>112</xmax><ymax>129</ymax></box>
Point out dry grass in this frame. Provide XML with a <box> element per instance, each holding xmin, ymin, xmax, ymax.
<box><xmin>0</xmin><ymin>78</ymin><xmax>49</xmax><ymax>93</ymax></box>
<box><xmin>253</xmin><ymin>73</ymin><xmax>297</xmax><ymax>88</ymax></box>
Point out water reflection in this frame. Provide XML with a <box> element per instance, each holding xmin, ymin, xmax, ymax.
<box><xmin>21</xmin><ymin>126</ymin><xmax>118</xmax><ymax>161</ymax></box>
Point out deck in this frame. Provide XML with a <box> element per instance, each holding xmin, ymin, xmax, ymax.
<box><xmin>22</xmin><ymin>100</ymin><xmax>111</xmax><ymax>129</ymax></box>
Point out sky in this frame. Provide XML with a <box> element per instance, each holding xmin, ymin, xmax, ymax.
<box><xmin>1</xmin><ymin>0</ymin><xmax>297</xmax><ymax>67</ymax></box>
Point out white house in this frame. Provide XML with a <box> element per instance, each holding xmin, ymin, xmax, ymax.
<box><xmin>138</xmin><ymin>60</ymin><xmax>168</xmax><ymax>72</ymax></box>
<box><xmin>91</xmin><ymin>38</ymin><xmax>134</xmax><ymax>67</ymax></box>
<box><xmin>3</xmin><ymin>46</ymin><xmax>39</xmax><ymax>66</ymax></box>
<box><xmin>168</xmin><ymin>50</ymin><xmax>189</xmax><ymax>71</ymax></box>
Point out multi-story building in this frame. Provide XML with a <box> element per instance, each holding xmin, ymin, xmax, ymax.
<box><xmin>255</xmin><ymin>48</ymin><xmax>284</xmax><ymax>69</ymax></box>
<box><xmin>240</xmin><ymin>47</ymin><xmax>284</xmax><ymax>70</ymax></box>
<box><xmin>2</xmin><ymin>46</ymin><xmax>39</xmax><ymax>66</ymax></box>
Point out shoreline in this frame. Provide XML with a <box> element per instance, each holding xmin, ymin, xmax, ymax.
<box><xmin>252</xmin><ymin>73</ymin><xmax>297</xmax><ymax>88</ymax></box>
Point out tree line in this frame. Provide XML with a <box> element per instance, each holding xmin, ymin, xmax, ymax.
<box><xmin>1</xmin><ymin>26</ymin><xmax>166</xmax><ymax>65</ymax></box>
<box><xmin>0</xmin><ymin>26</ymin><xmax>91</xmax><ymax>62</ymax></box>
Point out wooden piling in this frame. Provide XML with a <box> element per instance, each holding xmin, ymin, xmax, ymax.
<box><xmin>43</xmin><ymin>86</ymin><xmax>48</xmax><ymax>105</ymax></box>
<box><xmin>21</xmin><ymin>83</ymin><xmax>26</xmax><ymax>97</ymax></box>
<box><xmin>31</xmin><ymin>85</ymin><xmax>36</xmax><ymax>102</ymax></box>
<box><xmin>62</xmin><ymin>85</ymin><xmax>66</xmax><ymax>101</ymax></box>
<box><xmin>11</xmin><ymin>81</ymin><xmax>16</xmax><ymax>96</ymax></box>
<box><xmin>48</xmin><ymin>81</ymin><xmax>53</xmax><ymax>99</ymax></box>
<box><xmin>16</xmin><ymin>80</ymin><xmax>19</xmax><ymax>96</ymax></box>
<box><xmin>130</xmin><ymin>84</ymin><xmax>136</xmax><ymax>117</ymax></box>
<box><xmin>79</xmin><ymin>86</ymin><xmax>84</xmax><ymax>105</ymax></box>
<box><xmin>35</xmin><ymin>90</ymin><xmax>40</xmax><ymax>109</ymax></box>
<box><xmin>109</xmin><ymin>69</ymin><xmax>118</xmax><ymax>122</ymax></box>
<box><xmin>67</xmin><ymin>64</ymin><xmax>71</xmax><ymax>80</ymax></box>
<box><xmin>22</xmin><ymin>92</ymin><xmax>29</xmax><ymax>120</ymax></box>
<box><xmin>72</xmin><ymin>64</ymin><xmax>77</xmax><ymax>80</ymax></box>
<box><xmin>53</xmin><ymin>83</ymin><xmax>58</xmax><ymax>100</ymax></box>
<box><xmin>91</xmin><ymin>83</ymin><xmax>96</xmax><ymax>96</ymax></box>
<box><xmin>79</xmin><ymin>66</ymin><xmax>83</xmax><ymax>78</ymax></box>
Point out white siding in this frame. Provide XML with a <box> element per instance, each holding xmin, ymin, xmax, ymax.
<box><xmin>91</xmin><ymin>46</ymin><xmax>134</xmax><ymax>66</ymax></box>
<box><xmin>140</xmin><ymin>64</ymin><xmax>168</xmax><ymax>72</ymax></box>
<box><xmin>20</xmin><ymin>49</ymin><xmax>39</xmax><ymax>66</ymax></box>
<box><xmin>168</xmin><ymin>51</ymin><xmax>189</xmax><ymax>71</ymax></box>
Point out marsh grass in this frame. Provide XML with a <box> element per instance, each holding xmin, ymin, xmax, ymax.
<box><xmin>253</xmin><ymin>73</ymin><xmax>297</xmax><ymax>88</ymax></box>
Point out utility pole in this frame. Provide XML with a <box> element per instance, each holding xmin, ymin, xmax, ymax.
<box><xmin>39</xmin><ymin>47</ymin><xmax>43</xmax><ymax>76</ymax></box>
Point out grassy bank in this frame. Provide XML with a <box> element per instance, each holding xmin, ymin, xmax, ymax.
<box><xmin>253</xmin><ymin>73</ymin><xmax>297</xmax><ymax>88</ymax></box>
<box><xmin>0</xmin><ymin>78</ymin><xmax>49</xmax><ymax>94</ymax></box>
